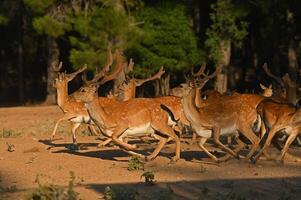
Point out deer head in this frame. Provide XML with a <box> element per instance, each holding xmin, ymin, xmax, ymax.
<box><xmin>82</xmin><ymin>46</ymin><xmax>114</xmax><ymax>85</ymax></box>
<box><xmin>53</xmin><ymin>62</ymin><xmax>87</xmax><ymax>89</ymax></box>
<box><xmin>259</xmin><ymin>83</ymin><xmax>273</xmax><ymax>97</ymax></box>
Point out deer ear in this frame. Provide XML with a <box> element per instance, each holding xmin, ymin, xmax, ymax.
<box><xmin>259</xmin><ymin>83</ymin><xmax>267</xmax><ymax>90</ymax></box>
<box><xmin>268</xmin><ymin>84</ymin><xmax>272</xmax><ymax>89</ymax></box>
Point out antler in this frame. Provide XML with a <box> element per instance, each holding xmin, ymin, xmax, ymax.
<box><xmin>65</xmin><ymin>64</ymin><xmax>88</xmax><ymax>82</ymax></box>
<box><xmin>192</xmin><ymin>63</ymin><xmax>206</xmax><ymax>77</ymax></box>
<box><xmin>52</xmin><ymin>61</ymin><xmax>63</xmax><ymax>72</ymax></box>
<box><xmin>282</xmin><ymin>73</ymin><xmax>296</xmax><ymax>88</ymax></box>
<box><xmin>135</xmin><ymin>66</ymin><xmax>165</xmax><ymax>86</ymax></box>
<box><xmin>98</xmin><ymin>50</ymin><xmax>125</xmax><ymax>85</ymax></box>
<box><xmin>262</xmin><ymin>63</ymin><xmax>285</xmax><ymax>87</ymax></box>
<box><xmin>82</xmin><ymin>46</ymin><xmax>114</xmax><ymax>85</ymax></box>
<box><xmin>195</xmin><ymin>65</ymin><xmax>222</xmax><ymax>89</ymax></box>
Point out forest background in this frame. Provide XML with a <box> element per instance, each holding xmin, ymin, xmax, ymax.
<box><xmin>0</xmin><ymin>0</ymin><xmax>300</xmax><ymax>106</ymax></box>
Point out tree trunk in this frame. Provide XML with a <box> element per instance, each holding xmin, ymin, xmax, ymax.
<box><xmin>153</xmin><ymin>80</ymin><xmax>161</xmax><ymax>97</ymax></box>
<box><xmin>192</xmin><ymin>0</ymin><xmax>200</xmax><ymax>35</ymax></box>
<box><xmin>45</xmin><ymin>37</ymin><xmax>60</xmax><ymax>104</ymax></box>
<box><xmin>160</xmin><ymin>74</ymin><xmax>170</xmax><ymax>96</ymax></box>
<box><xmin>215</xmin><ymin>40</ymin><xmax>231</xmax><ymax>94</ymax></box>
<box><xmin>18</xmin><ymin>6</ymin><xmax>24</xmax><ymax>104</ymax></box>
<box><xmin>286</xmin><ymin>9</ymin><xmax>298</xmax><ymax>105</ymax></box>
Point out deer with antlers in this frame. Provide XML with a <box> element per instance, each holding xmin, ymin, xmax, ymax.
<box><xmin>251</xmin><ymin>100</ymin><xmax>301</xmax><ymax>163</ymax></box>
<box><xmin>51</xmin><ymin>47</ymin><xmax>124</xmax><ymax>143</ymax></box>
<box><xmin>164</xmin><ymin>65</ymin><xmax>265</xmax><ymax>162</ymax></box>
<box><xmin>73</xmin><ymin>81</ymin><xmax>181</xmax><ymax>161</ymax></box>
<box><xmin>103</xmin><ymin>49</ymin><xmax>165</xmax><ymax>101</ymax></box>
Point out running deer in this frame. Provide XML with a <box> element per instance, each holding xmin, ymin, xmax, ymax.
<box><xmin>251</xmin><ymin>100</ymin><xmax>301</xmax><ymax>163</ymax></box>
<box><xmin>74</xmin><ymin>82</ymin><xmax>181</xmax><ymax>161</ymax></box>
<box><xmin>113</xmin><ymin>66</ymin><xmax>165</xmax><ymax>101</ymax></box>
<box><xmin>164</xmin><ymin>66</ymin><xmax>265</xmax><ymax>162</ymax></box>
<box><xmin>51</xmin><ymin>47</ymin><xmax>121</xmax><ymax>143</ymax></box>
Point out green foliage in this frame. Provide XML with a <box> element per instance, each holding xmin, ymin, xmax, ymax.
<box><xmin>127</xmin><ymin>156</ymin><xmax>144</xmax><ymax>171</ymax></box>
<box><xmin>0</xmin><ymin>14</ymin><xmax>8</xmax><ymax>25</ymax></box>
<box><xmin>68</xmin><ymin>4</ymin><xmax>142</xmax><ymax>71</ymax></box>
<box><xmin>205</xmin><ymin>0</ymin><xmax>248</xmax><ymax>64</ymax></box>
<box><xmin>23</xmin><ymin>0</ymin><xmax>54</xmax><ymax>14</ymax></box>
<box><xmin>0</xmin><ymin>185</ymin><xmax>17</xmax><ymax>194</ymax></box>
<box><xmin>130</xmin><ymin>3</ymin><xmax>202</xmax><ymax>76</ymax></box>
<box><xmin>33</xmin><ymin>15</ymin><xmax>69</xmax><ymax>37</ymax></box>
<box><xmin>28</xmin><ymin>171</ymin><xmax>79</xmax><ymax>200</ymax></box>
<box><xmin>140</xmin><ymin>171</ymin><xmax>155</xmax><ymax>184</ymax></box>
<box><xmin>104</xmin><ymin>186</ymin><xmax>137</xmax><ymax>200</ymax></box>
<box><xmin>0</xmin><ymin>128</ymin><xmax>20</xmax><ymax>138</ymax></box>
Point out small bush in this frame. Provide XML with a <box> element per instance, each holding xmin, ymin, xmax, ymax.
<box><xmin>141</xmin><ymin>171</ymin><xmax>155</xmax><ymax>185</ymax></box>
<box><xmin>127</xmin><ymin>156</ymin><xmax>144</xmax><ymax>171</ymax></box>
<box><xmin>104</xmin><ymin>186</ymin><xmax>137</xmax><ymax>200</ymax></box>
<box><xmin>27</xmin><ymin>171</ymin><xmax>79</xmax><ymax>200</ymax></box>
<box><xmin>0</xmin><ymin>185</ymin><xmax>17</xmax><ymax>194</ymax></box>
<box><xmin>0</xmin><ymin>129</ymin><xmax>20</xmax><ymax>138</ymax></box>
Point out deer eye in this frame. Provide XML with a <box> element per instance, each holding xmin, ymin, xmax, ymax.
<box><xmin>201</xmin><ymin>94</ymin><xmax>208</xmax><ymax>100</ymax></box>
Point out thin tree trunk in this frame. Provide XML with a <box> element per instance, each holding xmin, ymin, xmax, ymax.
<box><xmin>286</xmin><ymin>9</ymin><xmax>298</xmax><ymax>104</ymax></box>
<box><xmin>153</xmin><ymin>80</ymin><xmax>160</xmax><ymax>97</ymax></box>
<box><xmin>215</xmin><ymin>40</ymin><xmax>231</xmax><ymax>94</ymax></box>
<box><xmin>45</xmin><ymin>37</ymin><xmax>60</xmax><ymax>104</ymax></box>
<box><xmin>160</xmin><ymin>74</ymin><xmax>170</xmax><ymax>96</ymax></box>
<box><xmin>18</xmin><ymin>16</ymin><xmax>24</xmax><ymax>104</ymax></box>
<box><xmin>17</xmin><ymin>2</ymin><xmax>25</xmax><ymax>104</ymax></box>
<box><xmin>18</xmin><ymin>41</ymin><xmax>24</xmax><ymax>104</ymax></box>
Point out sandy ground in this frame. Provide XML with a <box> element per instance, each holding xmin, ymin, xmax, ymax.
<box><xmin>1</xmin><ymin>105</ymin><xmax>301</xmax><ymax>199</ymax></box>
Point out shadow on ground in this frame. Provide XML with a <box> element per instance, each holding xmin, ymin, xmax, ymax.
<box><xmin>85</xmin><ymin>177</ymin><xmax>301</xmax><ymax>200</ymax></box>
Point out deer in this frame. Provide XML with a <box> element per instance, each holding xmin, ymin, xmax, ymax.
<box><xmin>257</xmin><ymin>63</ymin><xmax>301</xmax><ymax>148</ymax></box>
<box><xmin>73</xmin><ymin>81</ymin><xmax>181</xmax><ymax>162</ymax></box>
<box><xmin>259</xmin><ymin>83</ymin><xmax>273</xmax><ymax>98</ymax></box>
<box><xmin>163</xmin><ymin>65</ymin><xmax>265</xmax><ymax>162</ymax></box>
<box><xmin>113</xmin><ymin>66</ymin><xmax>165</xmax><ymax>101</ymax></box>
<box><xmin>51</xmin><ymin>47</ymin><xmax>123</xmax><ymax>143</ymax></box>
<box><xmin>251</xmin><ymin>100</ymin><xmax>301</xmax><ymax>163</ymax></box>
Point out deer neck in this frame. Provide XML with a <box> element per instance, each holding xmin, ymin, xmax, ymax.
<box><xmin>182</xmin><ymin>88</ymin><xmax>205</xmax><ymax>127</ymax></box>
<box><xmin>123</xmin><ymin>80</ymin><xmax>136</xmax><ymax>101</ymax></box>
<box><xmin>84</xmin><ymin>98</ymin><xmax>114</xmax><ymax>130</ymax></box>
<box><xmin>56</xmin><ymin>84</ymin><xmax>69</xmax><ymax>108</ymax></box>
<box><xmin>195</xmin><ymin>88</ymin><xmax>202</xmax><ymax>108</ymax></box>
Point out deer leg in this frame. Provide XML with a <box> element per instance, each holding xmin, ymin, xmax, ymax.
<box><xmin>219</xmin><ymin>137</ymin><xmax>246</xmax><ymax>161</ymax></box>
<box><xmin>152</xmin><ymin>123</ymin><xmax>181</xmax><ymax>162</ymax></box>
<box><xmin>88</xmin><ymin>125</ymin><xmax>99</xmax><ymax>136</ymax></box>
<box><xmin>277</xmin><ymin>130</ymin><xmax>299</xmax><ymax>162</ymax></box>
<box><xmin>251</xmin><ymin>125</ymin><xmax>279</xmax><ymax>163</ymax></box>
<box><xmin>97</xmin><ymin>138</ymin><xmax>112</xmax><ymax>148</ymax></box>
<box><xmin>190</xmin><ymin>132</ymin><xmax>197</xmax><ymax>145</ymax></box>
<box><xmin>51</xmin><ymin>115</ymin><xmax>71</xmax><ymax>140</ymax></box>
<box><xmin>111</xmin><ymin>126</ymin><xmax>137</xmax><ymax>151</ymax></box>
<box><xmin>212</xmin><ymin>127</ymin><xmax>238</xmax><ymax>158</ymax></box>
<box><xmin>236</xmin><ymin>122</ymin><xmax>262</xmax><ymax>161</ymax></box>
<box><xmin>146</xmin><ymin>135</ymin><xmax>168</xmax><ymax>161</ymax></box>
<box><xmin>71</xmin><ymin>123</ymin><xmax>81</xmax><ymax>144</ymax></box>
<box><xmin>197</xmin><ymin>137</ymin><xmax>218</xmax><ymax>162</ymax></box>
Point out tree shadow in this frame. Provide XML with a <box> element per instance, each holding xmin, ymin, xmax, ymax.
<box><xmin>84</xmin><ymin>177</ymin><xmax>301</xmax><ymax>200</ymax></box>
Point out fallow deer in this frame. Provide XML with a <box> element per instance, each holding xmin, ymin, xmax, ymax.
<box><xmin>114</xmin><ymin>66</ymin><xmax>165</xmax><ymax>101</ymax></box>
<box><xmin>51</xmin><ymin>63</ymin><xmax>92</xmax><ymax>143</ymax></box>
<box><xmin>164</xmin><ymin>66</ymin><xmax>265</xmax><ymax>162</ymax></box>
<box><xmin>251</xmin><ymin>100</ymin><xmax>301</xmax><ymax>163</ymax></box>
<box><xmin>51</xmin><ymin>47</ymin><xmax>122</xmax><ymax>143</ymax></box>
<box><xmin>73</xmin><ymin>82</ymin><xmax>181</xmax><ymax>161</ymax></box>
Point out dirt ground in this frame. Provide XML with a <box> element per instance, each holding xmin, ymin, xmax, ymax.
<box><xmin>1</xmin><ymin>105</ymin><xmax>301</xmax><ymax>200</ymax></box>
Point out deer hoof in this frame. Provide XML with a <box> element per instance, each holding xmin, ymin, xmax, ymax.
<box><xmin>250</xmin><ymin>156</ymin><xmax>257</xmax><ymax>164</ymax></box>
<box><xmin>169</xmin><ymin>157</ymin><xmax>180</xmax><ymax>164</ymax></box>
<box><xmin>145</xmin><ymin>156</ymin><xmax>155</xmax><ymax>162</ymax></box>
